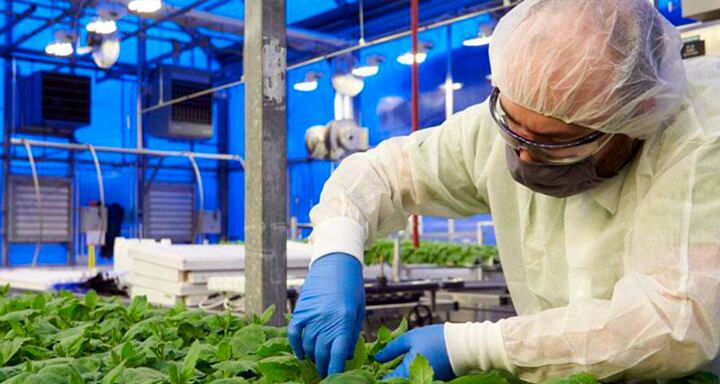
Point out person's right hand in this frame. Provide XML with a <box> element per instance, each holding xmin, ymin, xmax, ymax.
<box><xmin>288</xmin><ymin>253</ymin><xmax>366</xmax><ymax>377</ymax></box>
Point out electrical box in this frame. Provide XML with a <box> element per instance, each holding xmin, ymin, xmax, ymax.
<box><xmin>16</xmin><ymin>72</ymin><xmax>91</xmax><ymax>137</ymax></box>
<box><xmin>81</xmin><ymin>206</ymin><xmax>107</xmax><ymax>232</ymax></box>
<box><xmin>144</xmin><ymin>67</ymin><xmax>213</xmax><ymax>140</ymax></box>
<box><xmin>682</xmin><ymin>1</ymin><xmax>720</xmax><ymax>21</ymax></box>
<box><xmin>81</xmin><ymin>206</ymin><xmax>107</xmax><ymax>246</ymax></box>
<box><xmin>197</xmin><ymin>210</ymin><xmax>222</xmax><ymax>235</ymax></box>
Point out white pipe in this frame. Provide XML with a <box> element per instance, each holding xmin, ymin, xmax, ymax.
<box><xmin>9</xmin><ymin>138</ymin><xmax>245</xmax><ymax>166</ymax></box>
<box><xmin>86</xmin><ymin>144</ymin><xmax>105</xmax><ymax>209</ymax></box>
<box><xmin>186</xmin><ymin>153</ymin><xmax>205</xmax><ymax>243</ymax></box>
<box><xmin>22</xmin><ymin>139</ymin><xmax>43</xmax><ymax>267</ymax></box>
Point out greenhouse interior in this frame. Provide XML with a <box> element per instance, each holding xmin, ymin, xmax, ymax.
<box><xmin>0</xmin><ymin>0</ymin><xmax>719</xmax><ymax>382</ymax></box>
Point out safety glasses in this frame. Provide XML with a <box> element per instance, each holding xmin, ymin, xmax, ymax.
<box><xmin>489</xmin><ymin>87</ymin><xmax>614</xmax><ymax>165</ymax></box>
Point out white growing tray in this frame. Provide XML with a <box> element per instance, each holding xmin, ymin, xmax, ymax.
<box><xmin>132</xmin><ymin>259</ymin><xmax>244</xmax><ymax>283</ymax></box>
<box><xmin>128</xmin><ymin>241</ymin><xmax>313</xmax><ymax>271</ymax></box>
<box><xmin>131</xmin><ymin>285</ymin><xmax>206</xmax><ymax>307</ymax></box>
<box><xmin>129</xmin><ymin>274</ymin><xmax>209</xmax><ymax>296</ymax></box>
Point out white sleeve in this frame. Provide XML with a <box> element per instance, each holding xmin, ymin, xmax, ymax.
<box><xmin>445</xmin><ymin>140</ymin><xmax>720</xmax><ymax>382</ymax></box>
<box><xmin>309</xmin><ymin>103</ymin><xmax>497</xmax><ymax>264</ymax></box>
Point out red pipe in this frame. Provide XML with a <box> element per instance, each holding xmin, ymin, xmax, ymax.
<box><xmin>410</xmin><ymin>0</ymin><xmax>420</xmax><ymax>248</ymax></box>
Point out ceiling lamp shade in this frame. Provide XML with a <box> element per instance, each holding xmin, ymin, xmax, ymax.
<box><xmin>128</xmin><ymin>0</ymin><xmax>162</xmax><ymax>14</ymax></box>
<box><xmin>294</xmin><ymin>71</ymin><xmax>323</xmax><ymax>92</ymax></box>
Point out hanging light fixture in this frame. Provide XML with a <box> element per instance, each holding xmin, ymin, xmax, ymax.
<box><xmin>294</xmin><ymin>71</ymin><xmax>322</xmax><ymax>92</ymax></box>
<box><xmin>463</xmin><ymin>24</ymin><xmax>493</xmax><ymax>47</ymax></box>
<box><xmin>90</xmin><ymin>1</ymin><xmax>125</xmax><ymax>32</ymax></box>
<box><xmin>86</xmin><ymin>18</ymin><xmax>118</xmax><ymax>34</ymax></box>
<box><xmin>439</xmin><ymin>81</ymin><xmax>463</xmax><ymax>91</ymax></box>
<box><xmin>397</xmin><ymin>42</ymin><xmax>431</xmax><ymax>66</ymax></box>
<box><xmin>128</xmin><ymin>0</ymin><xmax>162</xmax><ymax>14</ymax></box>
<box><xmin>352</xmin><ymin>55</ymin><xmax>384</xmax><ymax>78</ymax></box>
<box><xmin>45</xmin><ymin>30</ymin><xmax>76</xmax><ymax>57</ymax></box>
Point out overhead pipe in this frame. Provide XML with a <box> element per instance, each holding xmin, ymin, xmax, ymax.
<box><xmin>9</xmin><ymin>138</ymin><xmax>245</xmax><ymax>166</ymax></box>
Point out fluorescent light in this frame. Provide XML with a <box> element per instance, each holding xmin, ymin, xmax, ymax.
<box><xmin>440</xmin><ymin>82</ymin><xmax>463</xmax><ymax>91</ymax></box>
<box><xmin>351</xmin><ymin>65</ymin><xmax>379</xmax><ymax>78</ymax></box>
<box><xmin>397</xmin><ymin>51</ymin><xmax>427</xmax><ymax>65</ymax></box>
<box><xmin>463</xmin><ymin>35</ymin><xmax>492</xmax><ymax>47</ymax></box>
<box><xmin>86</xmin><ymin>19</ymin><xmax>117</xmax><ymax>35</ymax></box>
<box><xmin>128</xmin><ymin>0</ymin><xmax>162</xmax><ymax>14</ymax></box>
<box><xmin>294</xmin><ymin>80</ymin><xmax>318</xmax><ymax>92</ymax></box>
<box><xmin>45</xmin><ymin>41</ymin><xmax>74</xmax><ymax>57</ymax></box>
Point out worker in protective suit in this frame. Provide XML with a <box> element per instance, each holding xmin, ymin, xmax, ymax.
<box><xmin>289</xmin><ymin>0</ymin><xmax>720</xmax><ymax>382</ymax></box>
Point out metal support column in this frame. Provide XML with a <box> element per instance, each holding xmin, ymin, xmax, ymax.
<box><xmin>136</xmin><ymin>23</ymin><xmax>146</xmax><ymax>239</ymax></box>
<box><xmin>410</xmin><ymin>0</ymin><xmax>420</xmax><ymax>248</ymax></box>
<box><xmin>2</xmin><ymin>0</ymin><xmax>13</xmax><ymax>266</ymax></box>
<box><xmin>244</xmin><ymin>0</ymin><xmax>287</xmax><ymax>326</ymax></box>
<box><xmin>217</xmin><ymin>94</ymin><xmax>230</xmax><ymax>239</ymax></box>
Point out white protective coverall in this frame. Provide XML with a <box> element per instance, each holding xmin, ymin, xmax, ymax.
<box><xmin>308</xmin><ymin>1</ymin><xmax>720</xmax><ymax>382</ymax></box>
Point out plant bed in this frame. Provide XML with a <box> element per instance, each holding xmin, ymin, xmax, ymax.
<box><xmin>0</xmin><ymin>288</ymin><xmax>715</xmax><ymax>384</ymax></box>
<box><xmin>365</xmin><ymin>240</ymin><xmax>499</xmax><ymax>268</ymax></box>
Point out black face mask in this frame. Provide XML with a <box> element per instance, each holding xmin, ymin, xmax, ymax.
<box><xmin>504</xmin><ymin>146</ymin><xmax>610</xmax><ymax>198</ymax></box>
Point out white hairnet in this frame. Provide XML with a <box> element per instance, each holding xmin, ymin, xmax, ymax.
<box><xmin>489</xmin><ymin>0</ymin><xmax>688</xmax><ymax>139</ymax></box>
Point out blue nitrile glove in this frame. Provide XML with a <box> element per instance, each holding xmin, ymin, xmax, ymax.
<box><xmin>375</xmin><ymin>324</ymin><xmax>455</xmax><ymax>381</ymax></box>
<box><xmin>288</xmin><ymin>253</ymin><xmax>365</xmax><ymax>377</ymax></box>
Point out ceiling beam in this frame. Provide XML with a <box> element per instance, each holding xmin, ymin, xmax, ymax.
<box><xmin>10</xmin><ymin>6</ymin><xmax>75</xmax><ymax>49</ymax></box>
<box><xmin>121</xmin><ymin>0</ymin><xmax>212</xmax><ymax>42</ymax></box>
<box><xmin>0</xmin><ymin>4</ymin><xmax>37</xmax><ymax>36</ymax></box>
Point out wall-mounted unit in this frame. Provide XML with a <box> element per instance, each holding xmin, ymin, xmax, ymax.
<box><xmin>143</xmin><ymin>182</ymin><xmax>195</xmax><ymax>243</ymax></box>
<box><xmin>16</xmin><ymin>72</ymin><xmax>91</xmax><ymax>137</ymax></box>
<box><xmin>144</xmin><ymin>67</ymin><xmax>213</xmax><ymax>140</ymax></box>
<box><xmin>7</xmin><ymin>176</ymin><xmax>73</xmax><ymax>243</ymax></box>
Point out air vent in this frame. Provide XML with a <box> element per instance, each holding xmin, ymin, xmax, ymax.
<box><xmin>17</xmin><ymin>72</ymin><xmax>91</xmax><ymax>137</ymax></box>
<box><xmin>7</xmin><ymin>176</ymin><xmax>73</xmax><ymax>243</ymax></box>
<box><xmin>143</xmin><ymin>183</ymin><xmax>195</xmax><ymax>243</ymax></box>
<box><xmin>171</xmin><ymin>80</ymin><xmax>212</xmax><ymax>125</ymax></box>
<box><xmin>42</xmin><ymin>73</ymin><xmax>91</xmax><ymax>123</ymax></box>
<box><xmin>144</xmin><ymin>67</ymin><xmax>213</xmax><ymax>140</ymax></box>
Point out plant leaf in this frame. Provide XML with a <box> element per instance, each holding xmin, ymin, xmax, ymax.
<box><xmin>101</xmin><ymin>360</ymin><xmax>126</xmax><ymax>384</ymax></box>
<box><xmin>408</xmin><ymin>355</ymin><xmax>433</xmax><ymax>384</ymax></box>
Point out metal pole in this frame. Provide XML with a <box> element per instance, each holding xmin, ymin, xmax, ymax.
<box><xmin>244</xmin><ymin>0</ymin><xmax>287</xmax><ymax>326</ymax></box>
<box><xmin>410</xmin><ymin>0</ymin><xmax>420</xmax><ymax>248</ymax></box>
<box><xmin>444</xmin><ymin>26</ymin><xmax>455</xmax><ymax>244</ymax></box>
<box><xmin>2</xmin><ymin>0</ymin><xmax>13</xmax><ymax>266</ymax></box>
<box><xmin>217</xmin><ymin>94</ymin><xmax>230</xmax><ymax>239</ymax></box>
<box><xmin>141</xmin><ymin>1</ymin><xmax>521</xmax><ymax>114</ymax></box>
<box><xmin>136</xmin><ymin>22</ymin><xmax>145</xmax><ymax>240</ymax></box>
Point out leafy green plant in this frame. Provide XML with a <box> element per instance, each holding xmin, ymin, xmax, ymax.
<box><xmin>0</xmin><ymin>288</ymin><xmax>716</xmax><ymax>384</ymax></box>
<box><xmin>365</xmin><ymin>240</ymin><xmax>498</xmax><ymax>267</ymax></box>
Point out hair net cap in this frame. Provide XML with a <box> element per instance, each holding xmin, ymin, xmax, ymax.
<box><xmin>489</xmin><ymin>0</ymin><xmax>688</xmax><ymax>139</ymax></box>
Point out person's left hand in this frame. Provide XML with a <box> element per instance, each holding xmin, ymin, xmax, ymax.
<box><xmin>375</xmin><ymin>324</ymin><xmax>455</xmax><ymax>381</ymax></box>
